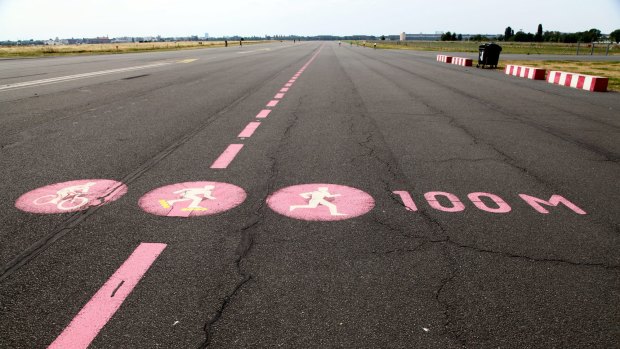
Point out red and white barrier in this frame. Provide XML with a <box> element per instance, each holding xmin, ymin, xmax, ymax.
<box><xmin>451</xmin><ymin>57</ymin><xmax>473</xmax><ymax>67</ymax></box>
<box><xmin>547</xmin><ymin>71</ymin><xmax>608</xmax><ymax>92</ymax></box>
<box><xmin>437</xmin><ymin>55</ymin><xmax>453</xmax><ymax>63</ymax></box>
<box><xmin>505</xmin><ymin>64</ymin><xmax>546</xmax><ymax>80</ymax></box>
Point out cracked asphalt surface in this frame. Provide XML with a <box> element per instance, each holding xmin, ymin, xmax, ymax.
<box><xmin>0</xmin><ymin>42</ymin><xmax>619</xmax><ymax>348</ymax></box>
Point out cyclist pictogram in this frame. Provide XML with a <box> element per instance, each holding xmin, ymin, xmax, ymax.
<box><xmin>32</xmin><ymin>182</ymin><xmax>96</xmax><ymax>210</ymax></box>
<box><xmin>15</xmin><ymin>180</ymin><xmax>127</xmax><ymax>214</ymax></box>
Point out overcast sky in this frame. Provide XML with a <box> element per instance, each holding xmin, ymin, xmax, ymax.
<box><xmin>0</xmin><ymin>0</ymin><xmax>618</xmax><ymax>40</ymax></box>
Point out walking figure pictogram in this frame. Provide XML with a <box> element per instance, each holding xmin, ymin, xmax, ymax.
<box><xmin>289</xmin><ymin>187</ymin><xmax>347</xmax><ymax>216</ymax></box>
<box><xmin>160</xmin><ymin>185</ymin><xmax>216</xmax><ymax>211</ymax></box>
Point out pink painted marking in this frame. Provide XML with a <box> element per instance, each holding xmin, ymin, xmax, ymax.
<box><xmin>288</xmin><ymin>80</ymin><xmax>295</xmax><ymax>83</ymax></box>
<box><xmin>238</xmin><ymin>121</ymin><xmax>261</xmax><ymax>138</ymax></box>
<box><xmin>467</xmin><ymin>192</ymin><xmax>511</xmax><ymax>213</ymax></box>
<box><xmin>393</xmin><ymin>191</ymin><xmax>418</xmax><ymax>211</ymax></box>
<box><xmin>274</xmin><ymin>93</ymin><xmax>285</xmax><ymax>99</ymax></box>
<box><xmin>139</xmin><ymin>181</ymin><xmax>246</xmax><ymax>217</ymax></box>
<box><xmin>285</xmin><ymin>83</ymin><xmax>293</xmax><ymax>87</ymax></box>
<box><xmin>267</xmin><ymin>183</ymin><xmax>374</xmax><ymax>221</ymax></box>
<box><xmin>424</xmin><ymin>191</ymin><xmax>465</xmax><ymax>212</ymax></box>
<box><xmin>280</xmin><ymin>87</ymin><xmax>290</xmax><ymax>92</ymax></box>
<box><xmin>267</xmin><ymin>100</ymin><xmax>279</xmax><ymax>107</ymax></box>
<box><xmin>256</xmin><ymin>109</ymin><xmax>272</xmax><ymax>118</ymax></box>
<box><xmin>211</xmin><ymin>144</ymin><xmax>244</xmax><ymax>169</ymax></box>
<box><xmin>48</xmin><ymin>243</ymin><xmax>166</xmax><ymax>349</ymax></box>
<box><xmin>519</xmin><ymin>194</ymin><xmax>586</xmax><ymax>215</ymax></box>
<box><xmin>16</xmin><ymin>179</ymin><xmax>127</xmax><ymax>214</ymax></box>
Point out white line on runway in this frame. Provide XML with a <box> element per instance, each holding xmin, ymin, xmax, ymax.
<box><xmin>0</xmin><ymin>62</ymin><xmax>172</xmax><ymax>91</ymax></box>
<box><xmin>237</xmin><ymin>48</ymin><xmax>271</xmax><ymax>54</ymax></box>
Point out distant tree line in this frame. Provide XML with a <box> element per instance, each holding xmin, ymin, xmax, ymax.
<box><xmin>500</xmin><ymin>25</ymin><xmax>617</xmax><ymax>43</ymax></box>
<box><xmin>440</xmin><ymin>32</ymin><xmax>463</xmax><ymax>41</ymax></box>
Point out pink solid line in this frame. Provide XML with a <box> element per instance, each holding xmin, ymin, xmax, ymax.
<box><xmin>274</xmin><ymin>93</ymin><xmax>285</xmax><ymax>99</ymax></box>
<box><xmin>256</xmin><ymin>109</ymin><xmax>271</xmax><ymax>118</ymax></box>
<box><xmin>280</xmin><ymin>87</ymin><xmax>289</xmax><ymax>92</ymax></box>
<box><xmin>211</xmin><ymin>144</ymin><xmax>244</xmax><ymax>169</ymax></box>
<box><xmin>267</xmin><ymin>100</ymin><xmax>279</xmax><ymax>107</ymax></box>
<box><xmin>48</xmin><ymin>243</ymin><xmax>167</xmax><ymax>349</ymax></box>
<box><xmin>238</xmin><ymin>122</ymin><xmax>261</xmax><ymax>138</ymax></box>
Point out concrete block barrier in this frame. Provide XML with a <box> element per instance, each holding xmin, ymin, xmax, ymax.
<box><xmin>505</xmin><ymin>64</ymin><xmax>546</xmax><ymax>80</ymax></box>
<box><xmin>437</xmin><ymin>55</ymin><xmax>452</xmax><ymax>63</ymax></box>
<box><xmin>547</xmin><ymin>71</ymin><xmax>608</xmax><ymax>92</ymax></box>
<box><xmin>451</xmin><ymin>57</ymin><xmax>473</xmax><ymax>67</ymax></box>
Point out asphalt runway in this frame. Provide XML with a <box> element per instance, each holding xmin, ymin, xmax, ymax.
<box><xmin>1</xmin><ymin>42</ymin><xmax>619</xmax><ymax>348</ymax></box>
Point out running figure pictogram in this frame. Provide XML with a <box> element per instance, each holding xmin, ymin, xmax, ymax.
<box><xmin>160</xmin><ymin>185</ymin><xmax>216</xmax><ymax>211</ymax></box>
<box><xmin>289</xmin><ymin>187</ymin><xmax>347</xmax><ymax>216</ymax></box>
<box><xmin>33</xmin><ymin>182</ymin><xmax>97</xmax><ymax>210</ymax></box>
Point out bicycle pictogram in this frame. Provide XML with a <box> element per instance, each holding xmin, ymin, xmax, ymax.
<box><xmin>15</xmin><ymin>179</ymin><xmax>128</xmax><ymax>214</ymax></box>
<box><xmin>33</xmin><ymin>182</ymin><xmax>96</xmax><ymax>211</ymax></box>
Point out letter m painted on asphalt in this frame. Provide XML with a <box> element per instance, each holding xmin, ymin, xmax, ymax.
<box><xmin>519</xmin><ymin>194</ymin><xmax>586</xmax><ymax>215</ymax></box>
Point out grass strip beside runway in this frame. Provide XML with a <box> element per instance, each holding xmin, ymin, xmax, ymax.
<box><xmin>0</xmin><ymin>41</ymin><xmax>270</xmax><ymax>58</ymax></box>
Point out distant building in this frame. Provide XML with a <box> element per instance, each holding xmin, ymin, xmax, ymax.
<box><xmin>400</xmin><ymin>32</ymin><xmax>406</xmax><ymax>41</ymax></box>
<box><xmin>45</xmin><ymin>38</ymin><xmax>68</xmax><ymax>45</ymax></box>
<box><xmin>205</xmin><ymin>33</ymin><xmax>209</xmax><ymax>39</ymax></box>
<box><xmin>112</xmin><ymin>37</ymin><xmax>133</xmax><ymax>43</ymax></box>
<box><xmin>84</xmin><ymin>37</ymin><xmax>111</xmax><ymax>44</ymax></box>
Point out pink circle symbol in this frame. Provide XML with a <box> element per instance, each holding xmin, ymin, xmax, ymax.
<box><xmin>267</xmin><ymin>183</ymin><xmax>375</xmax><ymax>221</ymax></box>
<box><xmin>139</xmin><ymin>181</ymin><xmax>246</xmax><ymax>217</ymax></box>
<box><xmin>15</xmin><ymin>179</ymin><xmax>127</xmax><ymax>214</ymax></box>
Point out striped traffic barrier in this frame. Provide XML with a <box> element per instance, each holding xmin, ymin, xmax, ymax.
<box><xmin>451</xmin><ymin>57</ymin><xmax>473</xmax><ymax>67</ymax></box>
<box><xmin>547</xmin><ymin>71</ymin><xmax>608</xmax><ymax>92</ymax></box>
<box><xmin>505</xmin><ymin>64</ymin><xmax>546</xmax><ymax>80</ymax></box>
<box><xmin>437</xmin><ymin>55</ymin><xmax>453</xmax><ymax>63</ymax></box>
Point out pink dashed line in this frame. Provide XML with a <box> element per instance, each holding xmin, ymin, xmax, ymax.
<box><xmin>267</xmin><ymin>100</ymin><xmax>279</xmax><ymax>107</ymax></box>
<box><xmin>285</xmin><ymin>83</ymin><xmax>293</xmax><ymax>87</ymax></box>
<box><xmin>211</xmin><ymin>144</ymin><xmax>244</xmax><ymax>169</ymax></box>
<box><xmin>274</xmin><ymin>93</ymin><xmax>285</xmax><ymax>99</ymax></box>
<box><xmin>48</xmin><ymin>243</ymin><xmax>167</xmax><ymax>349</ymax></box>
<box><xmin>280</xmin><ymin>87</ymin><xmax>289</xmax><ymax>92</ymax></box>
<box><xmin>256</xmin><ymin>109</ymin><xmax>271</xmax><ymax>118</ymax></box>
<box><xmin>238</xmin><ymin>122</ymin><xmax>261</xmax><ymax>138</ymax></box>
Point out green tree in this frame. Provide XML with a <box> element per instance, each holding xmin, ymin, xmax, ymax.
<box><xmin>610</xmin><ymin>29</ymin><xmax>620</xmax><ymax>43</ymax></box>
<box><xmin>514</xmin><ymin>31</ymin><xmax>534</xmax><ymax>42</ymax></box>
<box><xmin>535</xmin><ymin>24</ymin><xmax>543</xmax><ymax>42</ymax></box>
<box><xmin>441</xmin><ymin>31</ymin><xmax>452</xmax><ymax>41</ymax></box>
<box><xmin>579</xmin><ymin>28</ymin><xmax>601</xmax><ymax>43</ymax></box>
<box><xmin>457</xmin><ymin>34</ymin><xmax>463</xmax><ymax>41</ymax></box>
<box><xmin>504</xmin><ymin>26</ymin><xmax>513</xmax><ymax>41</ymax></box>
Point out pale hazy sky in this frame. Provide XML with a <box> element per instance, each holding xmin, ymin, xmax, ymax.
<box><xmin>0</xmin><ymin>0</ymin><xmax>618</xmax><ymax>40</ymax></box>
